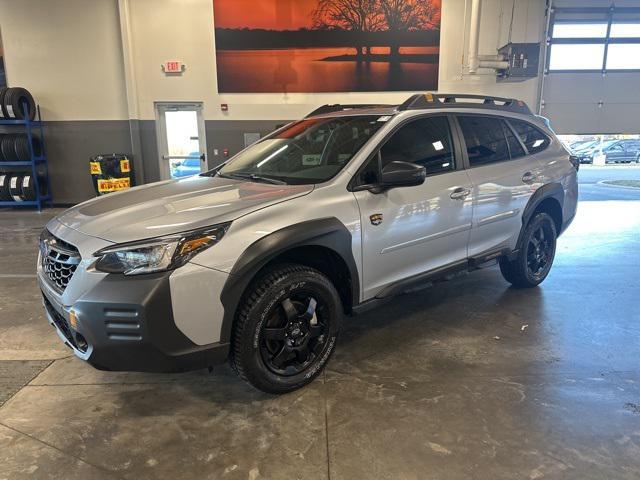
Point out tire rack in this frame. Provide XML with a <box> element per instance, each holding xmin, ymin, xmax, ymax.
<box><xmin>0</xmin><ymin>104</ymin><xmax>52</xmax><ymax>211</ymax></box>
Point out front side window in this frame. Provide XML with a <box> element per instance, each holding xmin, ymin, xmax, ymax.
<box><xmin>458</xmin><ymin>116</ymin><xmax>511</xmax><ymax>167</ymax></box>
<box><xmin>356</xmin><ymin>116</ymin><xmax>455</xmax><ymax>185</ymax></box>
<box><xmin>380</xmin><ymin>117</ymin><xmax>455</xmax><ymax>174</ymax></box>
<box><xmin>509</xmin><ymin>119</ymin><xmax>550</xmax><ymax>155</ymax></box>
<box><xmin>212</xmin><ymin>116</ymin><xmax>386</xmax><ymax>185</ymax></box>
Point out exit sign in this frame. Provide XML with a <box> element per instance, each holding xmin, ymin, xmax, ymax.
<box><xmin>163</xmin><ymin>60</ymin><xmax>184</xmax><ymax>74</ymax></box>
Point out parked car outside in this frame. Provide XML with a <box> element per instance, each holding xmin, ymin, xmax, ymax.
<box><xmin>172</xmin><ymin>152</ymin><xmax>202</xmax><ymax>177</ymax></box>
<box><xmin>579</xmin><ymin>140</ymin><xmax>640</xmax><ymax>164</ymax></box>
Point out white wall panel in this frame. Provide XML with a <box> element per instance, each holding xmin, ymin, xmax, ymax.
<box><xmin>0</xmin><ymin>0</ymin><xmax>128</xmax><ymax>121</ymax></box>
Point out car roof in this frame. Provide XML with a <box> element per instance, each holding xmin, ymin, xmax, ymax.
<box><xmin>310</xmin><ymin>106</ymin><xmax>399</xmax><ymax>118</ymax></box>
<box><xmin>306</xmin><ymin>93</ymin><xmax>534</xmax><ymax>120</ymax></box>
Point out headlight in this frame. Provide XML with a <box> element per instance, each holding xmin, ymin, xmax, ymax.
<box><xmin>93</xmin><ymin>223</ymin><xmax>230</xmax><ymax>275</ymax></box>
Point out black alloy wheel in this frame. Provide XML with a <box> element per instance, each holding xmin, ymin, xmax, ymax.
<box><xmin>231</xmin><ymin>264</ymin><xmax>341</xmax><ymax>393</ymax></box>
<box><xmin>526</xmin><ymin>222</ymin><xmax>553</xmax><ymax>279</ymax></box>
<box><xmin>260</xmin><ymin>294</ymin><xmax>328</xmax><ymax>376</ymax></box>
<box><xmin>499</xmin><ymin>212</ymin><xmax>557</xmax><ymax>288</ymax></box>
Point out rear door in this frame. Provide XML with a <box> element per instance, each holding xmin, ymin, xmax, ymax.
<box><xmin>353</xmin><ymin>115</ymin><xmax>473</xmax><ymax>298</ymax></box>
<box><xmin>457</xmin><ymin>115</ymin><xmax>546</xmax><ymax>257</ymax></box>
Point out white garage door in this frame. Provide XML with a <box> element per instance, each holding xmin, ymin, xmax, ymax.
<box><xmin>541</xmin><ymin>2</ymin><xmax>640</xmax><ymax>134</ymax></box>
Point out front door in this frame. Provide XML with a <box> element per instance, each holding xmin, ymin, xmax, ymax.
<box><xmin>155</xmin><ymin>102</ymin><xmax>208</xmax><ymax>180</ymax></box>
<box><xmin>353</xmin><ymin>116</ymin><xmax>473</xmax><ymax>299</ymax></box>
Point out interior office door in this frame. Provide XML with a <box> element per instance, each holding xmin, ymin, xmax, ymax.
<box><xmin>155</xmin><ymin>102</ymin><xmax>207</xmax><ymax>180</ymax></box>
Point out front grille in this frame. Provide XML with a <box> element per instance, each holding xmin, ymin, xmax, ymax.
<box><xmin>40</xmin><ymin>230</ymin><xmax>81</xmax><ymax>293</ymax></box>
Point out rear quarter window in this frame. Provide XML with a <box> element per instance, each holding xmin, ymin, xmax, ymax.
<box><xmin>509</xmin><ymin>119</ymin><xmax>550</xmax><ymax>155</ymax></box>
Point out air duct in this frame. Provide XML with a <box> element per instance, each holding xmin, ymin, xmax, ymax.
<box><xmin>467</xmin><ymin>0</ymin><xmax>509</xmax><ymax>73</ymax></box>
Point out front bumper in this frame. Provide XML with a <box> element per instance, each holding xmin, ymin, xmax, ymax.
<box><xmin>39</xmin><ymin>271</ymin><xmax>229</xmax><ymax>373</ymax></box>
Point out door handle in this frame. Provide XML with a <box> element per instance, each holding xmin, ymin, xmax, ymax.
<box><xmin>522</xmin><ymin>172</ymin><xmax>536</xmax><ymax>184</ymax></box>
<box><xmin>162</xmin><ymin>154</ymin><xmax>204</xmax><ymax>160</ymax></box>
<box><xmin>450</xmin><ymin>187</ymin><xmax>471</xmax><ymax>200</ymax></box>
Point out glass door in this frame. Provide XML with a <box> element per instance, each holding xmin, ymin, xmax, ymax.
<box><xmin>155</xmin><ymin>102</ymin><xmax>207</xmax><ymax>180</ymax></box>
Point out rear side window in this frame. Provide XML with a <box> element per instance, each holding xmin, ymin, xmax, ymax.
<box><xmin>458</xmin><ymin>116</ymin><xmax>511</xmax><ymax>166</ymax></box>
<box><xmin>380</xmin><ymin>116</ymin><xmax>455</xmax><ymax>176</ymax></box>
<box><xmin>509</xmin><ymin>119</ymin><xmax>550</xmax><ymax>155</ymax></box>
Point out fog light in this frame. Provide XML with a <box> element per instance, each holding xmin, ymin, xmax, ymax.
<box><xmin>69</xmin><ymin>310</ymin><xmax>78</xmax><ymax>330</ymax></box>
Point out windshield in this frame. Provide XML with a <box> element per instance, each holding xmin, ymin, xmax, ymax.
<box><xmin>209</xmin><ymin>116</ymin><xmax>388</xmax><ymax>185</ymax></box>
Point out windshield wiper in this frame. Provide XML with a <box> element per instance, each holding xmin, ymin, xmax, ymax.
<box><xmin>218</xmin><ymin>171</ymin><xmax>287</xmax><ymax>185</ymax></box>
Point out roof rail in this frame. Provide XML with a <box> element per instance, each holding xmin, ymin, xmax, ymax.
<box><xmin>397</xmin><ymin>93</ymin><xmax>533</xmax><ymax>115</ymax></box>
<box><xmin>305</xmin><ymin>104</ymin><xmax>394</xmax><ymax>118</ymax></box>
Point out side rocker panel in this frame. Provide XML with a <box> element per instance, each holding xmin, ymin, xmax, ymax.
<box><xmin>218</xmin><ymin>217</ymin><xmax>359</xmax><ymax>344</ymax></box>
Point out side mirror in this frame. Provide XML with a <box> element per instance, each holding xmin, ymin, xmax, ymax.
<box><xmin>380</xmin><ymin>161</ymin><xmax>426</xmax><ymax>189</ymax></box>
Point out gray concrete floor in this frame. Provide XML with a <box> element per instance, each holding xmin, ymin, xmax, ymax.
<box><xmin>1</xmin><ymin>169</ymin><xmax>639</xmax><ymax>479</ymax></box>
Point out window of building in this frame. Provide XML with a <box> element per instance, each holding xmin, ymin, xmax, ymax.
<box><xmin>610</xmin><ymin>22</ymin><xmax>640</xmax><ymax>38</ymax></box>
<box><xmin>548</xmin><ymin>44</ymin><xmax>606</xmax><ymax>71</ymax></box>
<box><xmin>457</xmin><ymin>116</ymin><xmax>511</xmax><ymax>167</ymax></box>
<box><xmin>552</xmin><ymin>22</ymin><xmax>608</xmax><ymax>38</ymax></box>
<box><xmin>547</xmin><ymin>8</ymin><xmax>640</xmax><ymax>73</ymax></box>
<box><xmin>606</xmin><ymin>44</ymin><xmax>640</xmax><ymax>70</ymax></box>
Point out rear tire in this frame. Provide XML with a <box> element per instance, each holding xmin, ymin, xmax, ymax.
<box><xmin>230</xmin><ymin>263</ymin><xmax>341</xmax><ymax>394</ymax></box>
<box><xmin>499</xmin><ymin>212</ymin><xmax>557</xmax><ymax>288</ymax></box>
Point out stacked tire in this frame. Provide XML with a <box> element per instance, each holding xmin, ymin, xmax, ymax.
<box><xmin>0</xmin><ymin>133</ymin><xmax>42</xmax><ymax>161</ymax></box>
<box><xmin>0</xmin><ymin>87</ymin><xmax>36</xmax><ymax>121</ymax></box>
<box><xmin>0</xmin><ymin>172</ymin><xmax>44</xmax><ymax>202</ymax></box>
<box><xmin>0</xmin><ymin>86</ymin><xmax>47</xmax><ymax>207</ymax></box>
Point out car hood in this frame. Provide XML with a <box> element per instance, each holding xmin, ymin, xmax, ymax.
<box><xmin>54</xmin><ymin>175</ymin><xmax>313</xmax><ymax>243</ymax></box>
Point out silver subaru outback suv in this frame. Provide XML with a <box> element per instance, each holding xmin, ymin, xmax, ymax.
<box><xmin>38</xmin><ymin>93</ymin><xmax>578</xmax><ymax>393</ymax></box>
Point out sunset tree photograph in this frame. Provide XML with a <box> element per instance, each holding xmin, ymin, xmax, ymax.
<box><xmin>213</xmin><ymin>0</ymin><xmax>441</xmax><ymax>93</ymax></box>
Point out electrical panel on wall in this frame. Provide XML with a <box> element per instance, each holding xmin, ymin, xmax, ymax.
<box><xmin>497</xmin><ymin>43</ymin><xmax>541</xmax><ymax>82</ymax></box>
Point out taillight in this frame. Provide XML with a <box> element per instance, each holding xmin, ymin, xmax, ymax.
<box><xmin>569</xmin><ymin>155</ymin><xmax>580</xmax><ymax>171</ymax></box>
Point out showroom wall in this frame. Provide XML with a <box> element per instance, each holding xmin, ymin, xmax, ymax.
<box><xmin>0</xmin><ymin>0</ymin><xmax>545</xmax><ymax>204</ymax></box>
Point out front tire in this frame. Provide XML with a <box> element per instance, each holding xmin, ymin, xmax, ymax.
<box><xmin>499</xmin><ymin>212</ymin><xmax>557</xmax><ymax>288</ymax></box>
<box><xmin>230</xmin><ymin>264</ymin><xmax>341</xmax><ymax>394</ymax></box>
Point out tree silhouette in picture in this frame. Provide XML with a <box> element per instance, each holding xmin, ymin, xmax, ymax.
<box><xmin>379</xmin><ymin>0</ymin><xmax>439</xmax><ymax>57</ymax></box>
<box><xmin>313</xmin><ymin>0</ymin><xmax>383</xmax><ymax>58</ymax></box>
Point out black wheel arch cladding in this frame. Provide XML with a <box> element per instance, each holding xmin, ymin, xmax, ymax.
<box><xmin>518</xmin><ymin>183</ymin><xmax>564</xmax><ymax>244</ymax></box>
<box><xmin>218</xmin><ymin>217</ymin><xmax>359</xmax><ymax>344</ymax></box>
